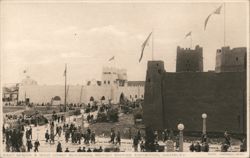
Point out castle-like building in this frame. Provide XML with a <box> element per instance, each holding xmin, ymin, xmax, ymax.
<box><xmin>15</xmin><ymin>67</ymin><xmax>144</xmax><ymax>105</ymax></box>
<box><xmin>143</xmin><ymin>45</ymin><xmax>246</xmax><ymax>134</ymax></box>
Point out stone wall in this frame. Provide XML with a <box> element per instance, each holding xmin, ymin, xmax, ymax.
<box><xmin>143</xmin><ymin>61</ymin><xmax>246</xmax><ymax>134</ymax></box>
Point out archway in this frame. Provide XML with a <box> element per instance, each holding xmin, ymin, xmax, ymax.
<box><xmin>90</xmin><ymin>96</ymin><xmax>94</xmax><ymax>102</ymax></box>
<box><xmin>119</xmin><ymin>93</ymin><xmax>125</xmax><ymax>105</ymax></box>
<box><xmin>101</xmin><ymin>96</ymin><xmax>105</xmax><ymax>101</ymax></box>
<box><xmin>100</xmin><ymin>96</ymin><xmax>105</xmax><ymax>105</ymax></box>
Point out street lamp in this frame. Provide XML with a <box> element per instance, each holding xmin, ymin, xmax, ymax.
<box><xmin>202</xmin><ymin>113</ymin><xmax>207</xmax><ymax>135</ymax></box>
<box><xmin>177</xmin><ymin>123</ymin><xmax>184</xmax><ymax>152</ymax></box>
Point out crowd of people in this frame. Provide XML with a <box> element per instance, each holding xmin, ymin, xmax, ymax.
<box><xmin>56</xmin><ymin>141</ymin><xmax>104</xmax><ymax>152</ymax></box>
<box><xmin>2</xmin><ymin>102</ymin><xmax>247</xmax><ymax>153</ymax></box>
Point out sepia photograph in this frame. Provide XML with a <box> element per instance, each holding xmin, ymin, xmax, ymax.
<box><xmin>0</xmin><ymin>0</ymin><xmax>249</xmax><ymax>157</ymax></box>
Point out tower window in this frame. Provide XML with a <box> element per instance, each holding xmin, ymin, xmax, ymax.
<box><xmin>158</xmin><ymin>69</ymin><xmax>161</xmax><ymax>74</ymax></box>
<box><xmin>108</xmin><ymin>81</ymin><xmax>110</xmax><ymax>84</ymax></box>
<box><xmin>104</xmin><ymin>81</ymin><xmax>106</xmax><ymax>84</ymax></box>
<box><xmin>236</xmin><ymin>57</ymin><xmax>238</xmax><ymax>61</ymax></box>
<box><xmin>135</xmin><ymin>95</ymin><xmax>137</xmax><ymax>98</ymax></box>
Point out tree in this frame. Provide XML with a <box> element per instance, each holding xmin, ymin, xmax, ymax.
<box><xmin>107</xmin><ymin>108</ymin><xmax>119</xmax><ymax>122</ymax></box>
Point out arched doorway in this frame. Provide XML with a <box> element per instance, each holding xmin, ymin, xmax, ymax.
<box><xmin>90</xmin><ymin>96</ymin><xmax>94</xmax><ymax>102</ymax></box>
<box><xmin>101</xmin><ymin>96</ymin><xmax>105</xmax><ymax>105</ymax></box>
<box><xmin>101</xmin><ymin>96</ymin><xmax>105</xmax><ymax>101</ymax></box>
<box><xmin>119</xmin><ymin>93</ymin><xmax>125</xmax><ymax>105</ymax></box>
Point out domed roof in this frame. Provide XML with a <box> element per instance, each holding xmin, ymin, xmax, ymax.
<box><xmin>53</xmin><ymin>96</ymin><xmax>61</xmax><ymax>101</ymax></box>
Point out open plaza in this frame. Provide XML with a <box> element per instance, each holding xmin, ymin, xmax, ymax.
<box><xmin>1</xmin><ymin>1</ymin><xmax>248</xmax><ymax>154</ymax></box>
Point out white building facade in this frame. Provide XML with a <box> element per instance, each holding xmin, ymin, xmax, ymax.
<box><xmin>18</xmin><ymin>67</ymin><xmax>145</xmax><ymax>105</ymax></box>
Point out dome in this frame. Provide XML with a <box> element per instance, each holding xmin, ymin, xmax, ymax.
<box><xmin>53</xmin><ymin>96</ymin><xmax>61</xmax><ymax>101</ymax></box>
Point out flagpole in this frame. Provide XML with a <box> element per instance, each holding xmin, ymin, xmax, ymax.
<box><xmin>224</xmin><ymin>3</ymin><xmax>226</xmax><ymax>47</ymax></box>
<box><xmin>152</xmin><ymin>29</ymin><xmax>154</xmax><ymax>60</ymax></box>
<box><xmin>64</xmin><ymin>64</ymin><xmax>67</xmax><ymax>112</ymax></box>
<box><xmin>190</xmin><ymin>34</ymin><xmax>193</xmax><ymax>49</ymax></box>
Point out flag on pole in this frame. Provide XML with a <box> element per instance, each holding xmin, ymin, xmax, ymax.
<box><xmin>185</xmin><ymin>31</ymin><xmax>192</xmax><ymax>38</ymax></box>
<box><xmin>108</xmin><ymin>56</ymin><xmax>115</xmax><ymax>61</ymax></box>
<box><xmin>139</xmin><ymin>32</ymin><xmax>152</xmax><ymax>62</ymax></box>
<box><xmin>204</xmin><ymin>5</ymin><xmax>223</xmax><ymax>30</ymax></box>
<box><xmin>214</xmin><ymin>5</ymin><xmax>223</xmax><ymax>14</ymax></box>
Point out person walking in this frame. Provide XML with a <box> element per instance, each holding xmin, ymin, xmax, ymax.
<box><xmin>45</xmin><ymin>130</ymin><xmax>50</xmax><ymax>142</ymax></box>
<box><xmin>116</xmin><ymin>131</ymin><xmax>121</xmax><ymax>145</ymax></box>
<box><xmin>26</xmin><ymin>139</ymin><xmax>33</xmax><ymax>152</ymax></box>
<box><xmin>91</xmin><ymin>131</ymin><xmax>96</xmax><ymax>144</ymax></box>
<box><xmin>224</xmin><ymin>131</ymin><xmax>231</xmax><ymax>146</ymax></box>
<box><xmin>34</xmin><ymin>139</ymin><xmax>40</xmax><ymax>152</ymax></box>
<box><xmin>189</xmin><ymin>142</ymin><xmax>195</xmax><ymax>152</ymax></box>
<box><xmin>133</xmin><ymin>135</ymin><xmax>139</xmax><ymax>152</ymax></box>
<box><xmin>56</xmin><ymin>142</ymin><xmax>62</xmax><ymax>152</ymax></box>
<box><xmin>110</xmin><ymin>129</ymin><xmax>115</xmax><ymax>144</ymax></box>
<box><xmin>194</xmin><ymin>142</ymin><xmax>201</xmax><ymax>152</ymax></box>
<box><xmin>65</xmin><ymin>129</ymin><xmax>70</xmax><ymax>143</ymax></box>
<box><xmin>240</xmin><ymin>138</ymin><xmax>246</xmax><ymax>152</ymax></box>
<box><xmin>77</xmin><ymin>147</ymin><xmax>82</xmax><ymax>152</ymax></box>
<box><xmin>65</xmin><ymin>147</ymin><xmax>69</xmax><ymax>152</ymax></box>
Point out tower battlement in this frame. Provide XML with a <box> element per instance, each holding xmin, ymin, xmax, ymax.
<box><xmin>176</xmin><ymin>45</ymin><xmax>203</xmax><ymax>72</ymax></box>
<box><xmin>215</xmin><ymin>46</ymin><xmax>246</xmax><ymax>72</ymax></box>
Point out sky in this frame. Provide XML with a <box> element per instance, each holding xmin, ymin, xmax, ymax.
<box><xmin>0</xmin><ymin>1</ymin><xmax>248</xmax><ymax>85</ymax></box>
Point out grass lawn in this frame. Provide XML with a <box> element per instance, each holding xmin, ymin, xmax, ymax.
<box><xmin>88</xmin><ymin>113</ymin><xmax>142</xmax><ymax>139</ymax></box>
<box><xmin>3</xmin><ymin>106</ymin><xmax>25</xmax><ymax>113</ymax></box>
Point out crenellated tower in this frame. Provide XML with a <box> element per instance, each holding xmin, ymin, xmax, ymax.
<box><xmin>176</xmin><ymin>45</ymin><xmax>203</xmax><ymax>72</ymax></box>
<box><xmin>143</xmin><ymin>60</ymin><xmax>165</xmax><ymax>130</ymax></box>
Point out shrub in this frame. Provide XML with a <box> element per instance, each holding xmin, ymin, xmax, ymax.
<box><xmin>97</xmin><ymin>112</ymin><xmax>107</xmax><ymax>122</ymax></box>
<box><xmin>107</xmin><ymin>108</ymin><xmax>119</xmax><ymax>122</ymax></box>
<box><xmin>74</xmin><ymin>109</ymin><xmax>81</xmax><ymax>115</ymax></box>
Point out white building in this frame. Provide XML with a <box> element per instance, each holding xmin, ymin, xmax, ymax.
<box><xmin>17</xmin><ymin>67</ymin><xmax>145</xmax><ymax>105</ymax></box>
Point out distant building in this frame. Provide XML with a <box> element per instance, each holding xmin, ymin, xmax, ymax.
<box><xmin>2</xmin><ymin>84</ymin><xmax>19</xmax><ymax>106</ymax></box>
<box><xmin>176</xmin><ymin>45</ymin><xmax>203</xmax><ymax>72</ymax></box>
<box><xmin>16</xmin><ymin>67</ymin><xmax>144</xmax><ymax>105</ymax></box>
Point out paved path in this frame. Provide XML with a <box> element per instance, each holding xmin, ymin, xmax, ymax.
<box><xmin>3</xmin><ymin>113</ymin><xmax>241</xmax><ymax>152</ymax></box>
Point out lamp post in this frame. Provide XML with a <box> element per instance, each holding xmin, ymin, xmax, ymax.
<box><xmin>202</xmin><ymin>113</ymin><xmax>207</xmax><ymax>135</ymax></box>
<box><xmin>177</xmin><ymin>123</ymin><xmax>184</xmax><ymax>152</ymax></box>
